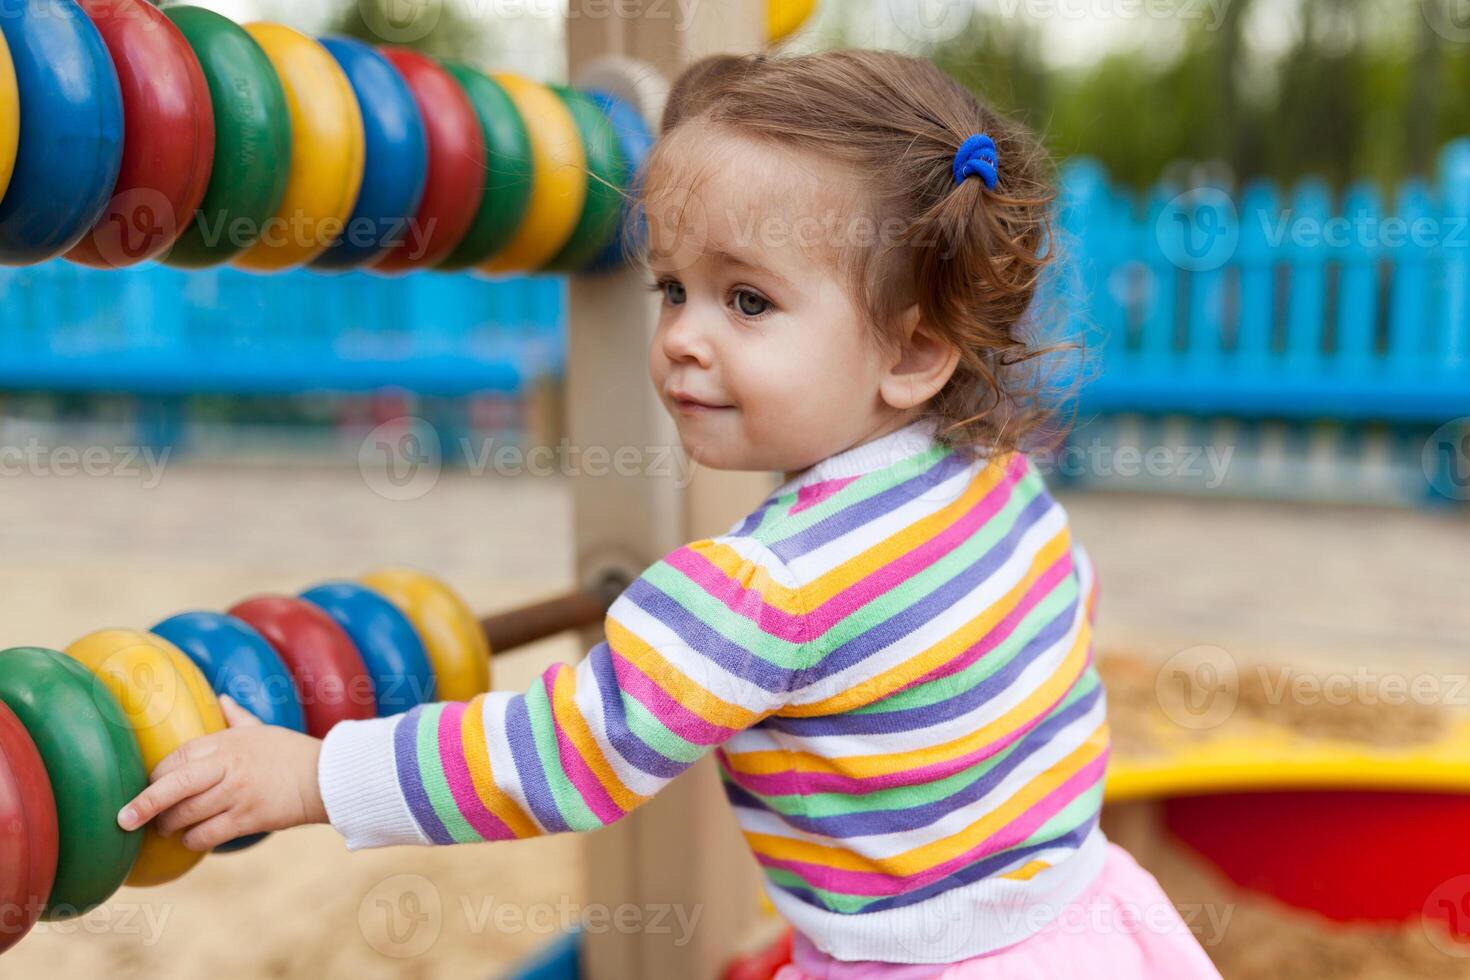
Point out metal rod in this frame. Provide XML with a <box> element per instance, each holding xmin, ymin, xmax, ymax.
<box><xmin>479</xmin><ymin>590</ymin><xmax>611</xmax><ymax>654</ymax></box>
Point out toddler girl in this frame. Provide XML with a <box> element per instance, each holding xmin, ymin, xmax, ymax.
<box><xmin>119</xmin><ymin>49</ymin><xmax>1221</xmax><ymax>979</ymax></box>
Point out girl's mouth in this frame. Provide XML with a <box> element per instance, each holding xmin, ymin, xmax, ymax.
<box><xmin>669</xmin><ymin>391</ymin><xmax>734</xmax><ymax>414</ymax></box>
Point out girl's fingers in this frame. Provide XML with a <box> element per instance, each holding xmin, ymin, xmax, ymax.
<box><xmin>181</xmin><ymin>812</ymin><xmax>244</xmax><ymax>853</ymax></box>
<box><xmin>118</xmin><ymin>760</ymin><xmax>226</xmax><ymax>831</ymax></box>
<box><xmin>219</xmin><ymin>694</ymin><xmax>263</xmax><ymax>728</ymax></box>
<box><xmin>150</xmin><ymin>733</ymin><xmax>220</xmax><ymax>782</ymax></box>
<box><xmin>154</xmin><ymin>782</ymin><xmax>234</xmax><ymax>838</ymax></box>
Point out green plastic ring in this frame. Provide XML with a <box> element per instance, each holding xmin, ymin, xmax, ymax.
<box><xmin>160</xmin><ymin>6</ymin><xmax>291</xmax><ymax>268</ymax></box>
<box><xmin>435</xmin><ymin>63</ymin><xmax>534</xmax><ymax>271</ymax></box>
<box><xmin>0</xmin><ymin>648</ymin><xmax>146</xmax><ymax>920</ymax></box>
<box><xmin>539</xmin><ymin>84</ymin><xmax>628</xmax><ymax>274</ymax></box>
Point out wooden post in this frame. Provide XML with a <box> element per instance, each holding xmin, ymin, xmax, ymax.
<box><xmin>565</xmin><ymin>4</ymin><xmax>773</xmax><ymax>979</ymax></box>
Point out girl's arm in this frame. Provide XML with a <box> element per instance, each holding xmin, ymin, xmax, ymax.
<box><xmin>118</xmin><ymin>535</ymin><xmax>812</xmax><ymax>852</ymax></box>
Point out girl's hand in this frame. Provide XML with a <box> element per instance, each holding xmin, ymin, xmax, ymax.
<box><xmin>116</xmin><ymin>695</ymin><xmax>329</xmax><ymax>851</ymax></box>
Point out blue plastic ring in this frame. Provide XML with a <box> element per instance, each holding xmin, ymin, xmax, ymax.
<box><xmin>311</xmin><ymin>36</ymin><xmax>428</xmax><ymax>271</ymax></box>
<box><xmin>151</xmin><ymin>610</ymin><xmax>309</xmax><ymax>853</ymax></box>
<box><xmin>0</xmin><ymin>0</ymin><xmax>124</xmax><ymax>265</ymax></box>
<box><xmin>582</xmin><ymin>89</ymin><xmax>654</xmax><ymax>275</ymax></box>
<box><xmin>300</xmin><ymin>582</ymin><xmax>435</xmax><ymax>716</ymax></box>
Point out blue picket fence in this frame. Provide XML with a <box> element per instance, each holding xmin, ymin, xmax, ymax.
<box><xmin>0</xmin><ymin>140</ymin><xmax>1466</xmax><ymax>430</ymax></box>
<box><xmin>0</xmin><ymin>263</ymin><xmax>565</xmax><ymax>396</ymax></box>
<box><xmin>1054</xmin><ymin>138</ymin><xmax>1470</xmax><ymax>424</ymax></box>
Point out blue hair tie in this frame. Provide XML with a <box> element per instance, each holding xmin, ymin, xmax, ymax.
<box><xmin>952</xmin><ymin>133</ymin><xmax>998</xmax><ymax>189</ymax></box>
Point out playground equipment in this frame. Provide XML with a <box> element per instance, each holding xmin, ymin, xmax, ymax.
<box><xmin>0</xmin><ymin>0</ymin><xmax>653</xmax><ymax>275</ymax></box>
<box><xmin>26</xmin><ymin>0</ymin><xmax>1447</xmax><ymax>975</ymax></box>
<box><xmin>0</xmin><ymin>566</ymin><xmax>618</xmax><ymax>950</ymax></box>
<box><xmin>0</xmin><ymin>1</ymin><xmax>810</xmax><ymax>976</ymax></box>
<box><xmin>1102</xmin><ymin>693</ymin><xmax>1470</xmax><ymax>940</ymax></box>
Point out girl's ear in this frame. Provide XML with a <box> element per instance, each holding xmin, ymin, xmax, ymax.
<box><xmin>879</xmin><ymin>305</ymin><xmax>960</xmax><ymax>412</ymax></box>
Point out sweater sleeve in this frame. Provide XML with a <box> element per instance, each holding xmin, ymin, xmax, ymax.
<box><xmin>317</xmin><ymin>534</ymin><xmax>812</xmax><ymax>850</ymax></box>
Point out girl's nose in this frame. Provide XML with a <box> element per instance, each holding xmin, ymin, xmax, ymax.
<box><xmin>660</xmin><ymin>310</ymin><xmax>715</xmax><ymax>367</ymax></box>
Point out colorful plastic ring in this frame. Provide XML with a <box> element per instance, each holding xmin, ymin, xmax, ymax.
<box><xmin>228</xmin><ymin>596</ymin><xmax>376</xmax><ymax>738</ymax></box>
<box><xmin>0</xmin><ymin>0</ymin><xmax>123</xmax><ymax>265</ymax></box>
<box><xmin>541</xmin><ymin>85</ymin><xmax>628</xmax><ymax>274</ymax></box>
<box><xmin>232</xmin><ymin>23</ymin><xmax>364</xmax><ymax>272</ymax></box>
<box><xmin>434</xmin><ymin>63</ymin><xmax>533</xmax><ymax>271</ymax></box>
<box><xmin>583</xmin><ymin>89</ymin><xmax>654</xmax><ymax>273</ymax></box>
<box><xmin>362</xmin><ymin>569</ymin><xmax>491</xmax><ymax>702</ymax></box>
<box><xmin>312</xmin><ymin>36</ymin><xmax>427</xmax><ymax>271</ymax></box>
<box><xmin>769</xmin><ymin>0</ymin><xmax>818</xmax><ymax>42</ymax></box>
<box><xmin>0</xmin><ymin>701</ymin><xmax>58</xmax><ymax>954</ymax></box>
<box><xmin>160</xmin><ymin>6</ymin><xmax>290</xmax><ymax>268</ymax></box>
<box><xmin>372</xmin><ymin>48</ymin><xmax>484</xmax><ymax>273</ymax></box>
<box><xmin>0</xmin><ymin>29</ymin><xmax>17</xmax><ymax>205</ymax></box>
<box><xmin>65</xmin><ymin>0</ymin><xmax>215</xmax><ymax>268</ymax></box>
<box><xmin>0</xmin><ymin>647</ymin><xmax>145</xmax><ymax>920</ymax></box>
<box><xmin>65</xmin><ymin>631</ymin><xmax>226</xmax><ymax>888</ymax></box>
<box><xmin>152</xmin><ymin>612</ymin><xmax>306</xmax><ymax>733</ymax></box>
<box><xmin>301</xmin><ymin>582</ymin><xmax>435</xmax><ymax>716</ymax></box>
<box><xmin>478</xmin><ymin>73</ymin><xmax>586</xmax><ymax>276</ymax></box>
<box><xmin>152</xmin><ymin>611</ymin><xmax>305</xmax><ymax>852</ymax></box>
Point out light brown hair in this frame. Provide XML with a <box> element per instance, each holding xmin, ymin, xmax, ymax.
<box><xmin>634</xmin><ymin>48</ymin><xmax>1066</xmax><ymax>457</ymax></box>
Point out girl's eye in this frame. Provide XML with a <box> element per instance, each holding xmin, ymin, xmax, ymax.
<box><xmin>733</xmin><ymin>289</ymin><xmax>771</xmax><ymax>318</ymax></box>
<box><xmin>647</xmin><ymin>278</ymin><xmax>686</xmax><ymax>305</ymax></box>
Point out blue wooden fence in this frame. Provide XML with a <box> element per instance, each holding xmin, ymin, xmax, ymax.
<box><xmin>0</xmin><ymin>263</ymin><xmax>565</xmax><ymax>396</ymax></box>
<box><xmin>1054</xmin><ymin>138</ymin><xmax>1470</xmax><ymax>424</ymax></box>
<box><xmin>0</xmin><ymin>139</ymin><xmax>1466</xmax><ymax>428</ymax></box>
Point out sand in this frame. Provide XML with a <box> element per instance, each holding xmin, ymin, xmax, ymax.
<box><xmin>0</xmin><ymin>462</ymin><xmax>589</xmax><ymax>978</ymax></box>
<box><xmin>3</xmin><ymin>467</ymin><xmax>1469</xmax><ymax>977</ymax></box>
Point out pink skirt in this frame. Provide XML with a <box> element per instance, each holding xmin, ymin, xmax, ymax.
<box><xmin>775</xmin><ymin>842</ymin><xmax>1222</xmax><ymax>980</ymax></box>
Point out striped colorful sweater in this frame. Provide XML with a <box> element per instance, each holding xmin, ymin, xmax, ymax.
<box><xmin>317</xmin><ymin>421</ymin><xmax>1110</xmax><ymax>963</ymax></box>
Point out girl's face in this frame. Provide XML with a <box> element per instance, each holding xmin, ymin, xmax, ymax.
<box><xmin>645</xmin><ymin>127</ymin><xmax>920</xmax><ymax>475</ymax></box>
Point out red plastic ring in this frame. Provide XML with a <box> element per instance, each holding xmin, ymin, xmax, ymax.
<box><xmin>65</xmin><ymin>0</ymin><xmax>215</xmax><ymax>268</ymax></box>
<box><xmin>371</xmin><ymin>48</ymin><xmax>485</xmax><ymax>272</ymax></box>
<box><xmin>228</xmin><ymin>596</ymin><xmax>376</xmax><ymax>739</ymax></box>
<box><xmin>0</xmin><ymin>701</ymin><xmax>59</xmax><ymax>954</ymax></box>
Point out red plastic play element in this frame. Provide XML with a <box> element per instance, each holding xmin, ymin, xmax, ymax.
<box><xmin>1165</xmin><ymin>789</ymin><xmax>1470</xmax><ymax>938</ymax></box>
<box><xmin>0</xmin><ymin>701</ymin><xmax>59</xmax><ymax>953</ymax></box>
<box><xmin>371</xmin><ymin>48</ymin><xmax>484</xmax><ymax>272</ymax></box>
<box><xmin>723</xmin><ymin>927</ymin><xmax>794</xmax><ymax>980</ymax></box>
<box><xmin>229</xmin><ymin>596</ymin><xmax>376</xmax><ymax>738</ymax></box>
<box><xmin>66</xmin><ymin>0</ymin><xmax>215</xmax><ymax>267</ymax></box>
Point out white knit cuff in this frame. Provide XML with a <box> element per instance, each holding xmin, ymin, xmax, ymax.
<box><xmin>318</xmin><ymin>716</ymin><xmax>432</xmax><ymax>850</ymax></box>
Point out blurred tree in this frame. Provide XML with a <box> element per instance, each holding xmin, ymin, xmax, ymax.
<box><xmin>325</xmin><ymin>0</ymin><xmax>494</xmax><ymax>62</ymax></box>
<box><xmin>916</xmin><ymin>0</ymin><xmax>1468</xmax><ymax>190</ymax></box>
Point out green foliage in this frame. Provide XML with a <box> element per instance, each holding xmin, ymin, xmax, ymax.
<box><xmin>922</xmin><ymin>0</ymin><xmax>1468</xmax><ymax>189</ymax></box>
<box><xmin>325</xmin><ymin>0</ymin><xmax>487</xmax><ymax>62</ymax></box>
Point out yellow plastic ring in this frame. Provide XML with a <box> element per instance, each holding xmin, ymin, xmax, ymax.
<box><xmin>0</xmin><ymin>29</ymin><xmax>17</xmax><ymax>203</ymax></box>
<box><xmin>362</xmin><ymin>569</ymin><xmax>491</xmax><ymax>701</ymax></box>
<box><xmin>478</xmin><ymin>73</ymin><xmax>586</xmax><ymax>275</ymax></box>
<box><xmin>768</xmin><ymin>0</ymin><xmax>818</xmax><ymax>42</ymax></box>
<box><xmin>233</xmin><ymin>23</ymin><xmax>364</xmax><ymax>272</ymax></box>
<box><xmin>65</xmin><ymin>630</ymin><xmax>226</xmax><ymax>887</ymax></box>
